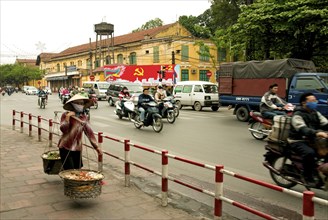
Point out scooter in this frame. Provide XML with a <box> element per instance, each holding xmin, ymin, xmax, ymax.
<box><xmin>248</xmin><ymin>104</ymin><xmax>295</xmax><ymax>140</ymax></box>
<box><xmin>263</xmin><ymin>139</ymin><xmax>328</xmax><ymax>191</ymax></box>
<box><xmin>165</xmin><ymin>96</ymin><xmax>179</xmax><ymax>118</ymax></box>
<box><xmin>158</xmin><ymin>97</ymin><xmax>176</xmax><ymax>123</ymax></box>
<box><xmin>114</xmin><ymin>98</ymin><xmax>136</xmax><ymax>120</ymax></box>
<box><xmin>61</xmin><ymin>93</ymin><xmax>71</xmax><ymax>104</ymax></box>
<box><xmin>133</xmin><ymin>101</ymin><xmax>163</xmax><ymax>133</ymax></box>
<box><xmin>89</xmin><ymin>94</ymin><xmax>98</xmax><ymax>109</ymax></box>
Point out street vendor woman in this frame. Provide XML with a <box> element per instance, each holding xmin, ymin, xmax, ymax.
<box><xmin>57</xmin><ymin>94</ymin><xmax>102</xmax><ymax>170</ymax></box>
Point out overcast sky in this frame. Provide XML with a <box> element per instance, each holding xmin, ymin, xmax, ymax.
<box><xmin>0</xmin><ymin>0</ymin><xmax>211</xmax><ymax>64</ymax></box>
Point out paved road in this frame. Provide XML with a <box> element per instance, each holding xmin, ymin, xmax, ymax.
<box><xmin>1</xmin><ymin>93</ymin><xmax>327</xmax><ymax>219</ymax></box>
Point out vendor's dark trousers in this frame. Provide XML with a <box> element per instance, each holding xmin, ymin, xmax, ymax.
<box><xmin>59</xmin><ymin>148</ymin><xmax>83</xmax><ymax>170</ymax></box>
<box><xmin>290</xmin><ymin>142</ymin><xmax>316</xmax><ymax>180</ymax></box>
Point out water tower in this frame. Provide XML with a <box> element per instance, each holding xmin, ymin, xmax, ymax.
<box><xmin>94</xmin><ymin>21</ymin><xmax>114</xmax><ymax>68</ymax></box>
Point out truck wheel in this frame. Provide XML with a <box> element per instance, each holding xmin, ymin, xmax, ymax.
<box><xmin>236</xmin><ymin>106</ymin><xmax>249</xmax><ymax>122</ymax></box>
<box><xmin>193</xmin><ymin>102</ymin><xmax>202</xmax><ymax>111</ymax></box>
<box><xmin>211</xmin><ymin>106</ymin><xmax>219</xmax><ymax>111</ymax></box>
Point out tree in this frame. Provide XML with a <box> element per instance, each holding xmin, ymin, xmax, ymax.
<box><xmin>132</xmin><ymin>18</ymin><xmax>163</xmax><ymax>32</ymax></box>
<box><xmin>210</xmin><ymin>0</ymin><xmax>243</xmax><ymax>30</ymax></box>
<box><xmin>221</xmin><ymin>0</ymin><xmax>328</xmax><ymax>68</ymax></box>
<box><xmin>0</xmin><ymin>64</ymin><xmax>42</xmax><ymax>87</ymax></box>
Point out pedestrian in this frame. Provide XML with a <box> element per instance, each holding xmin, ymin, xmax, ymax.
<box><xmin>57</xmin><ymin>94</ymin><xmax>102</xmax><ymax>170</ymax></box>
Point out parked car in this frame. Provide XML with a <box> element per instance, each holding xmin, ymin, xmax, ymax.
<box><xmin>25</xmin><ymin>86</ymin><xmax>38</xmax><ymax>95</ymax></box>
<box><xmin>173</xmin><ymin>81</ymin><xmax>219</xmax><ymax>111</ymax></box>
<box><xmin>23</xmin><ymin>86</ymin><xmax>31</xmax><ymax>93</ymax></box>
<box><xmin>106</xmin><ymin>81</ymin><xmax>143</xmax><ymax>106</ymax></box>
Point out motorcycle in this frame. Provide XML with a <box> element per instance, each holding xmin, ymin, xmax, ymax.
<box><xmin>248</xmin><ymin>104</ymin><xmax>295</xmax><ymax>140</ymax></box>
<box><xmin>38</xmin><ymin>94</ymin><xmax>47</xmax><ymax>109</ymax></box>
<box><xmin>133</xmin><ymin>101</ymin><xmax>163</xmax><ymax>133</ymax></box>
<box><xmin>89</xmin><ymin>94</ymin><xmax>98</xmax><ymax>109</ymax></box>
<box><xmin>165</xmin><ymin>96</ymin><xmax>179</xmax><ymax>118</ymax></box>
<box><xmin>263</xmin><ymin>139</ymin><xmax>328</xmax><ymax>191</ymax></box>
<box><xmin>158</xmin><ymin>97</ymin><xmax>176</xmax><ymax>124</ymax></box>
<box><xmin>61</xmin><ymin>94</ymin><xmax>71</xmax><ymax>104</ymax></box>
<box><xmin>114</xmin><ymin>98</ymin><xmax>136</xmax><ymax>120</ymax></box>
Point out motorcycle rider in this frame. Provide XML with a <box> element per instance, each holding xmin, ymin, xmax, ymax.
<box><xmin>288</xmin><ymin>92</ymin><xmax>328</xmax><ymax>187</ymax></box>
<box><xmin>138</xmin><ymin>88</ymin><xmax>155</xmax><ymax>125</ymax></box>
<box><xmin>70</xmin><ymin>86</ymin><xmax>80</xmax><ymax>96</ymax></box>
<box><xmin>260</xmin><ymin>83</ymin><xmax>287</xmax><ymax>119</ymax></box>
<box><xmin>79</xmin><ymin>88</ymin><xmax>89</xmax><ymax>98</ymax></box>
<box><xmin>154</xmin><ymin>85</ymin><xmax>167</xmax><ymax>115</ymax></box>
<box><xmin>119</xmin><ymin>86</ymin><xmax>131</xmax><ymax>111</ymax></box>
<box><xmin>37</xmin><ymin>87</ymin><xmax>48</xmax><ymax>105</ymax></box>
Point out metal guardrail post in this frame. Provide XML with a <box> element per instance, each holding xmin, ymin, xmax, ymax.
<box><xmin>124</xmin><ymin>139</ymin><xmax>130</xmax><ymax>187</ymax></box>
<box><xmin>12</xmin><ymin>110</ymin><xmax>15</xmax><ymax>130</ymax></box>
<box><xmin>303</xmin><ymin>191</ymin><xmax>315</xmax><ymax>220</ymax></box>
<box><xmin>162</xmin><ymin>150</ymin><xmax>169</xmax><ymax>207</ymax></box>
<box><xmin>37</xmin><ymin>116</ymin><xmax>41</xmax><ymax>141</ymax></box>
<box><xmin>214</xmin><ymin>165</ymin><xmax>224</xmax><ymax>220</ymax></box>
<box><xmin>29</xmin><ymin>114</ymin><xmax>32</xmax><ymax>137</ymax></box>
<box><xmin>98</xmin><ymin>132</ymin><xmax>103</xmax><ymax>172</ymax></box>
<box><xmin>20</xmin><ymin>111</ymin><xmax>24</xmax><ymax>133</ymax></box>
<box><xmin>48</xmin><ymin>119</ymin><xmax>53</xmax><ymax>147</ymax></box>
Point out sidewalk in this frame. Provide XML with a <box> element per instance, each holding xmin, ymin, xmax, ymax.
<box><xmin>0</xmin><ymin>125</ymin><xmax>237</xmax><ymax>220</ymax></box>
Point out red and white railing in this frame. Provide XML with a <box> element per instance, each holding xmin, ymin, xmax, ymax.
<box><xmin>12</xmin><ymin>110</ymin><xmax>328</xmax><ymax>220</ymax></box>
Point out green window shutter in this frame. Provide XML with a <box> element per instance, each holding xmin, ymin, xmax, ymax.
<box><xmin>199</xmin><ymin>46</ymin><xmax>210</xmax><ymax>62</ymax></box>
<box><xmin>129</xmin><ymin>52</ymin><xmax>137</xmax><ymax>64</ymax></box>
<box><xmin>199</xmin><ymin>70</ymin><xmax>209</xmax><ymax>81</ymax></box>
<box><xmin>181</xmin><ymin>69</ymin><xmax>189</xmax><ymax>81</ymax></box>
<box><xmin>181</xmin><ymin>45</ymin><xmax>189</xmax><ymax>61</ymax></box>
<box><xmin>153</xmin><ymin>46</ymin><xmax>159</xmax><ymax>63</ymax></box>
<box><xmin>117</xmin><ymin>54</ymin><xmax>123</xmax><ymax>64</ymax></box>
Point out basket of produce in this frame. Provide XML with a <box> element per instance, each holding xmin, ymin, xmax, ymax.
<box><xmin>41</xmin><ymin>150</ymin><xmax>62</xmax><ymax>175</ymax></box>
<box><xmin>59</xmin><ymin>169</ymin><xmax>104</xmax><ymax>199</ymax></box>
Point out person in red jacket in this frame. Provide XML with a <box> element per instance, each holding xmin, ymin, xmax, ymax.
<box><xmin>57</xmin><ymin>94</ymin><xmax>102</xmax><ymax>170</ymax></box>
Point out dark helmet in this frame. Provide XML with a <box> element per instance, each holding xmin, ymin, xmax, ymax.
<box><xmin>122</xmin><ymin>87</ymin><xmax>128</xmax><ymax>92</ymax></box>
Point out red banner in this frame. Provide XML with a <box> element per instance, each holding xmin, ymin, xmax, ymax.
<box><xmin>103</xmin><ymin>64</ymin><xmax>179</xmax><ymax>85</ymax></box>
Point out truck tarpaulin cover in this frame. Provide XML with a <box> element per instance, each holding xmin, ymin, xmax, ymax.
<box><xmin>221</xmin><ymin>58</ymin><xmax>316</xmax><ymax>79</ymax></box>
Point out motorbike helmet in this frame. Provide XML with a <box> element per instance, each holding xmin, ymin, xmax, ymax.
<box><xmin>122</xmin><ymin>87</ymin><xmax>128</xmax><ymax>93</ymax></box>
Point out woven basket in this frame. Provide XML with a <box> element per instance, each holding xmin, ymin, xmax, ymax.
<box><xmin>59</xmin><ymin>169</ymin><xmax>104</xmax><ymax>199</ymax></box>
<box><xmin>41</xmin><ymin>150</ymin><xmax>62</xmax><ymax>175</ymax></box>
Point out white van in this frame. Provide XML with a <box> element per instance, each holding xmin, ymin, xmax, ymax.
<box><xmin>173</xmin><ymin>81</ymin><xmax>219</xmax><ymax>111</ymax></box>
<box><xmin>82</xmin><ymin>81</ymin><xmax>110</xmax><ymax>100</ymax></box>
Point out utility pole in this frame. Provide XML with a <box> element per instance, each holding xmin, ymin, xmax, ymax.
<box><xmin>171</xmin><ymin>51</ymin><xmax>175</xmax><ymax>64</ymax></box>
<box><xmin>89</xmin><ymin>38</ymin><xmax>93</xmax><ymax>76</ymax></box>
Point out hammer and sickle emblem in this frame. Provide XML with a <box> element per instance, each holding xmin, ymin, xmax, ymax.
<box><xmin>134</xmin><ymin>67</ymin><xmax>144</xmax><ymax>76</ymax></box>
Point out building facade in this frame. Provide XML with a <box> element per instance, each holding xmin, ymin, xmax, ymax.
<box><xmin>37</xmin><ymin>22</ymin><xmax>231</xmax><ymax>91</ymax></box>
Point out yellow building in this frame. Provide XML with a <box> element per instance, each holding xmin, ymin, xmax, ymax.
<box><xmin>37</xmin><ymin>22</ymin><xmax>230</xmax><ymax>91</ymax></box>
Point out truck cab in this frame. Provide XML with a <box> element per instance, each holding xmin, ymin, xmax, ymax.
<box><xmin>288</xmin><ymin>73</ymin><xmax>328</xmax><ymax>116</ymax></box>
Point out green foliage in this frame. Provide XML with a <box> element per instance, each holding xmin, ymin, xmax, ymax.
<box><xmin>132</xmin><ymin>18</ymin><xmax>163</xmax><ymax>33</ymax></box>
<box><xmin>179</xmin><ymin>15</ymin><xmax>212</xmax><ymax>38</ymax></box>
<box><xmin>0</xmin><ymin>64</ymin><xmax>42</xmax><ymax>87</ymax></box>
<box><xmin>225</xmin><ymin>0</ymin><xmax>328</xmax><ymax>66</ymax></box>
